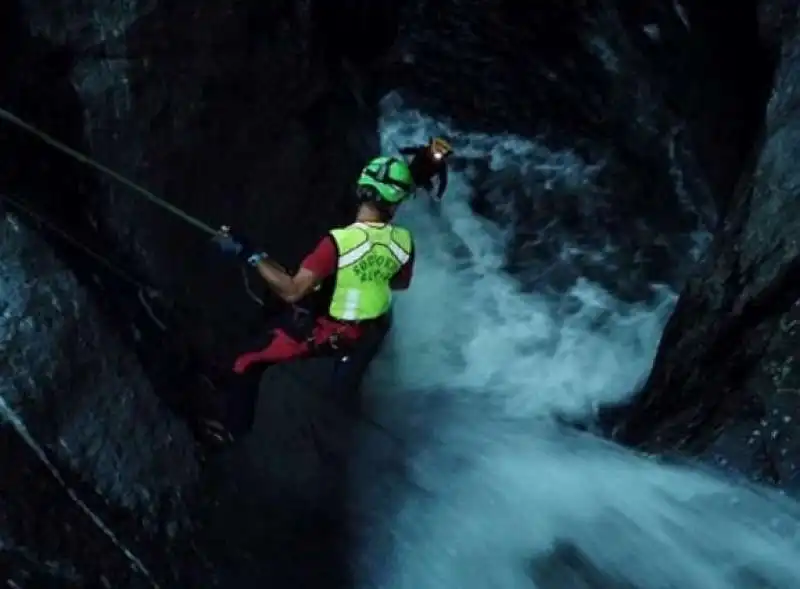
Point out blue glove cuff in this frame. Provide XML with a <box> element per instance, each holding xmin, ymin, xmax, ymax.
<box><xmin>247</xmin><ymin>252</ymin><xmax>268</xmax><ymax>266</ymax></box>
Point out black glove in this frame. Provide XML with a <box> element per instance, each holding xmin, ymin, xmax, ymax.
<box><xmin>212</xmin><ymin>227</ymin><xmax>267</xmax><ymax>266</ymax></box>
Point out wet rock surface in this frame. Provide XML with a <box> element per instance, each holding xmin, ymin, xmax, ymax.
<box><xmin>388</xmin><ymin>0</ymin><xmax>769</xmax><ymax>300</ymax></box>
<box><xmin>0</xmin><ymin>0</ymin><xmax>387</xmax><ymax>585</ymax></box>
<box><xmin>1</xmin><ymin>0</ymin><xmax>388</xmax><ymax>350</ymax></box>
<box><xmin>201</xmin><ymin>358</ymin><xmax>358</xmax><ymax>587</ymax></box>
<box><xmin>612</xmin><ymin>5</ymin><xmax>800</xmax><ymax>495</ymax></box>
<box><xmin>0</xmin><ymin>215</ymin><xmax>204</xmax><ymax>586</ymax></box>
<box><xmin>0</xmin><ymin>0</ymin><xmax>792</xmax><ymax>586</ymax></box>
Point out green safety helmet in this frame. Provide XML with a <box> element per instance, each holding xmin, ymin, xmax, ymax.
<box><xmin>356</xmin><ymin>156</ymin><xmax>414</xmax><ymax>204</ymax></box>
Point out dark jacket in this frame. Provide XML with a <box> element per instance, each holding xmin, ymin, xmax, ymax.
<box><xmin>400</xmin><ymin>146</ymin><xmax>449</xmax><ymax>200</ymax></box>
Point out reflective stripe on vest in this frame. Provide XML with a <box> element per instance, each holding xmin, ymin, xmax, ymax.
<box><xmin>328</xmin><ymin>222</ymin><xmax>413</xmax><ymax>321</ymax></box>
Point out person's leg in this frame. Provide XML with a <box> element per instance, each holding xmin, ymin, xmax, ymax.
<box><xmin>329</xmin><ymin>318</ymin><xmax>391</xmax><ymax>413</ymax></box>
<box><xmin>205</xmin><ymin>326</ymin><xmax>313</xmax><ymax>441</ymax></box>
<box><xmin>232</xmin><ymin>328</ymin><xmax>312</xmax><ymax>373</ymax></box>
<box><xmin>215</xmin><ymin>313</ymin><xmax>375</xmax><ymax>440</ymax></box>
<box><xmin>217</xmin><ymin>364</ymin><xmax>266</xmax><ymax>438</ymax></box>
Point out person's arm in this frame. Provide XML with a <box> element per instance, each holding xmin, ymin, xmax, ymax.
<box><xmin>390</xmin><ymin>248</ymin><xmax>415</xmax><ymax>291</ymax></box>
<box><xmin>253</xmin><ymin>236</ymin><xmax>336</xmax><ymax>303</ymax></box>
<box><xmin>435</xmin><ymin>165</ymin><xmax>449</xmax><ymax>200</ymax></box>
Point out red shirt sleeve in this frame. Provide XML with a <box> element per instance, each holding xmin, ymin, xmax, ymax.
<box><xmin>390</xmin><ymin>247</ymin><xmax>415</xmax><ymax>290</ymax></box>
<box><xmin>300</xmin><ymin>236</ymin><xmax>337</xmax><ymax>279</ymax></box>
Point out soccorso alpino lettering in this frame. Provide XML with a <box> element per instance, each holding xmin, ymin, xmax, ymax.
<box><xmin>353</xmin><ymin>251</ymin><xmax>399</xmax><ymax>283</ymax></box>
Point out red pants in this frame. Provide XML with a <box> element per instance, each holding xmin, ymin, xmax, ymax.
<box><xmin>232</xmin><ymin>316</ymin><xmax>361</xmax><ymax>374</ymax></box>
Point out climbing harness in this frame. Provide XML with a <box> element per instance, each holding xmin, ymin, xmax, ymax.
<box><xmin>0</xmin><ymin>104</ymin><xmax>419</xmax><ymax>469</ymax></box>
<box><xmin>289</xmin><ymin>305</ymin><xmax>348</xmax><ymax>355</ymax></box>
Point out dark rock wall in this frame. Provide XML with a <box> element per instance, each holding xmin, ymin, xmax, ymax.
<box><xmin>0</xmin><ymin>215</ymin><xmax>204</xmax><ymax>586</ymax></box>
<box><xmin>0</xmin><ymin>0</ymin><xmax>788</xmax><ymax>585</ymax></box>
<box><xmin>613</xmin><ymin>5</ymin><xmax>800</xmax><ymax>494</ymax></box>
<box><xmin>3</xmin><ymin>0</ymin><xmax>385</xmax><ymax>353</ymax></box>
<box><xmin>384</xmin><ymin>0</ymin><xmax>771</xmax><ymax>300</ymax></box>
<box><xmin>1</xmin><ymin>0</ymin><xmax>383</xmax><ymax>585</ymax></box>
<box><xmin>80</xmin><ymin>3</ymin><xmax>378</xmax><ymax>343</ymax></box>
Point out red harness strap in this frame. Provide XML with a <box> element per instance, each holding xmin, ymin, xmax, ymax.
<box><xmin>232</xmin><ymin>316</ymin><xmax>361</xmax><ymax>374</ymax></box>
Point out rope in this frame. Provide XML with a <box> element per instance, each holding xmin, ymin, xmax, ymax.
<box><xmin>0</xmin><ymin>394</ymin><xmax>161</xmax><ymax>588</ymax></box>
<box><xmin>0</xmin><ymin>105</ymin><xmax>288</xmax><ymax>307</ymax></box>
<box><xmin>2</xmin><ymin>194</ymin><xmax>170</xmax><ymax>332</ymax></box>
<box><xmin>240</xmin><ymin>267</ymin><xmax>265</xmax><ymax>306</ymax></box>
<box><xmin>4</xmin><ymin>193</ymin><xmax>268</xmax><ymax>316</ymax></box>
<box><xmin>1</xmin><ymin>194</ymin><xmax>158</xmax><ymax>296</ymax></box>
<box><xmin>0</xmin><ymin>107</ymin><xmax>218</xmax><ymax>236</ymax></box>
<box><xmin>0</xmin><ymin>104</ymin><xmax>428</xmax><ymax>492</ymax></box>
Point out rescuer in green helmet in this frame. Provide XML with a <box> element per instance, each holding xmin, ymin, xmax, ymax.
<box><xmin>204</xmin><ymin>156</ymin><xmax>417</xmax><ymax>443</ymax></box>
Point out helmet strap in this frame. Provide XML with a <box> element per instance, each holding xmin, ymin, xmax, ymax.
<box><xmin>356</xmin><ymin>185</ymin><xmax>376</xmax><ymax>201</ymax></box>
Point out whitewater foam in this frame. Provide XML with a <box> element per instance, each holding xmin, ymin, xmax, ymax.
<box><xmin>368</xmin><ymin>96</ymin><xmax>673</xmax><ymax>417</ymax></box>
<box><xmin>351</xmin><ymin>95</ymin><xmax>800</xmax><ymax>589</ymax></box>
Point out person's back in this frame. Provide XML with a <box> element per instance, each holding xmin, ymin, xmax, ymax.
<box><xmin>202</xmin><ymin>155</ymin><xmax>416</xmax><ymax>444</ymax></box>
<box><xmin>328</xmin><ymin>221</ymin><xmax>413</xmax><ymax>321</ymax></box>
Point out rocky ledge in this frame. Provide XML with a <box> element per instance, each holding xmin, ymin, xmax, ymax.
<box><xmin>612</xmin><ymin>3</ymin><xmax>800</xmax><ymax>495</ymax></box>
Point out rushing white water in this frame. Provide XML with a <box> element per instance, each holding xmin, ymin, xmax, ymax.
<box><xmin>350</xmin><ymin>97</ymin><xmax>800</xmax><ymax>589</ymax></box>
